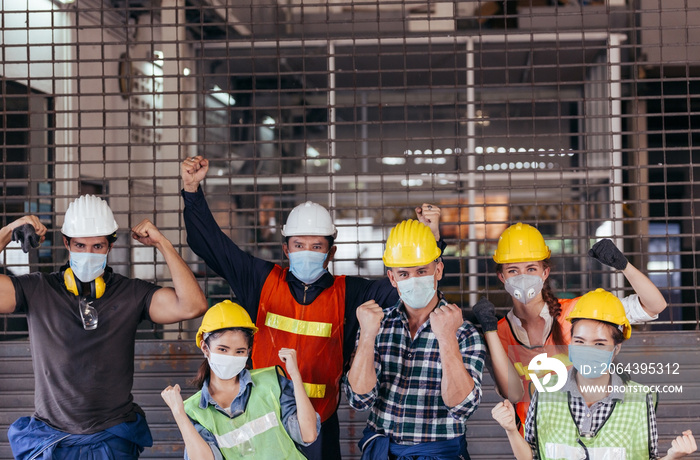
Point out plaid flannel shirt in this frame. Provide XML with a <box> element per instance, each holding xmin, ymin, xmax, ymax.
<box><xmin>525</xmin><ymin>368</ymin><xmax>659</xmax><ymax>459</ymax></box>
<box><xmin>343</xmin><ymin>296</ymin><xmax>485</xmax><ymax>445</ymax></box>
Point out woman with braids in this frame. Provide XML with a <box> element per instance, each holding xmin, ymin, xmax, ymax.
<box><xmin>471</xmin><ymin>223</ymin><xmax>668</xmax><ymax>432</ymax></box>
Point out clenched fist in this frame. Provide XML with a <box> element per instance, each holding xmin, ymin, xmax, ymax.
<box><xmin>430</xmin><ymin>303</ymin><xmax>463</xmax><ymax>341</ymax></box>
<box><xmin>415</xmin><ymin>203</ymin><xmax>441</xmax><ymax>240</ymax></box>
<box><xmin>357</xmin><ymin>300</ymin><xmax>384</xmax><ymax>339</ymax></box>
<box><xmin>491</xmin><ymin>400</ymin><xmax>518</xmax><ymax>433</ymax></box>
<box><xmin>181</xmin><ymin>155</ymin><xmax>210</xmax><ymax>193</ymax></box>
<box><xmin>161</xmin><ymin>384</ymin><xmax>185</xmax><ymax>415</ymax></box>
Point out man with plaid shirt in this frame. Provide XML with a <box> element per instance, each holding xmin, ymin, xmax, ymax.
<box><xmin>344</xmin><ymin>219</ymin><xmax>485</xmax><ymax>460</ymax></box>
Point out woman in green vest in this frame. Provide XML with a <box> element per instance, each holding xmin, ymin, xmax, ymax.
<box><xmin>161</xmin><ymin>300</ymin><xmax>319</xmax><ymax>459</ymax></box>
<box><xmin>490</xmin><ymin>288</ymin><xmax>696</xmax><ymax>460</ymax></box>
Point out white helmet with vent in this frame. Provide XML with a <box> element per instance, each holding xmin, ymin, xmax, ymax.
<box><xmin>281</xmin><ymin>201</ymin><xmax>337</xmax><ymax>238</ymax></box>
<box><xmin>62</xmin><ymin>195</ymin><xmax>119</xmax><ymax>238</ymax></box>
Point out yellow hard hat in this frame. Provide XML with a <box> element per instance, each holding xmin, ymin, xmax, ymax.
<box><xmin>383</xmin><ymin>219</ymin><xmax>441</xmax><ymax>268</ymax></box>
<box><xmin>566</xmin><ymin>288</ymin><xmax>631</xmax><ymax>340</ymax></box>
<box><xmin>196</xmin><ymin>300</ymin><xmax>258</xmax><ymax>347</ymax></box>
<box><xmin>493</xmin><ymin>222</ymin><xmax>551</xmax><ymax>264</ymax></box>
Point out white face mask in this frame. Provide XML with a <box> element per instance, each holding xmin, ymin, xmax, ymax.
<box><xmin>504</xmin><ymin>274</ymin><xmax>544</xmax><ymax>304</ymax></box>
<box><xmin>69</xmin><ymin>251</ymin><xmax>107</xmax><ymax>283</ymax></box>
<box><xmin>396</xmin><ymin>274</ymin><xmax>436</xmax><ymax>310</ymax></box>
<box><xmin>207</xmin><ymin>352</ymin><xmax>248</xmax><ymax>380</ymax></box>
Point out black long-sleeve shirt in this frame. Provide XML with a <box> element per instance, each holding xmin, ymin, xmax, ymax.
<box><xmin>182</xmin><ymin>187</ymin><xmax>404</xmax><ymax>371</ymax></box>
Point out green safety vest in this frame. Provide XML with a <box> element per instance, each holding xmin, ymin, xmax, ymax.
<box><xmin>184</xmin><ymin>367</ymin><xmax>308</xmax><ymax>459</ymax></box>
<box><xmin>535</xmin><ymin>381</ymin><xmax>654</xmax><ymax>460</ymax></box>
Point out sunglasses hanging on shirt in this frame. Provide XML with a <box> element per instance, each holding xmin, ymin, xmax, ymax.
<box><xmin>78</xmin><ymin>296</ymin><xmax>98</xmax><ymax>330</ymax></box>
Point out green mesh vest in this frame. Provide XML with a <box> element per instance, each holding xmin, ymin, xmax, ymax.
<box><xmin>535</xmin><ymin>381</ymin><xmax>653</xmax><ymax>460</ymax></box>
<box><xmin>184</xmin><ymin>367</ymin><xmax>308</xmax><ymax>459</ymax></box>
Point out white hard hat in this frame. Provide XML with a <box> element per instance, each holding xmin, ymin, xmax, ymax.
<box><xmin>62</xmin><ymin>195</ymin><xmax>119</xmax><ymax>238</ymax></box>
<box><xmin>281</xmin><ymin>201</ymin><xmax>337</xmax><ymax>238</ymax></box>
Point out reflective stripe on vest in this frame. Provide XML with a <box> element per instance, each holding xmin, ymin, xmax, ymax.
<box><xmin>263</xmin><ymin>313</ymin><xmax>330</xmax><ymax>398</ymax></box>
<box><xmin>215</xmin><ymin>412</ymin><xmax>278</xmax><ymax>449</ymax></box>
<box><xmin>183</xmin><ymin>367</ymin><xmax>307</xmax><ymax>460</ymax></box>
<box><xmin>264</xmin><ymin>312</ymin><xmax>333</xmax><ymax>338</ymax></box>
<box><xmin>254</xmin><ymin>265</ymin><xmax>346</xmax><ymax>422</ymax></box>
<box><xmin>544</xmin><ymin>443</ymin><xmax>627</xmax><ymax>460</ymax></box>
<box><xmin>535</xmin><ymin>382</ymin><xmax>651</xmax><ymax>460</ymax></box>
<box><xmin>496</xmin><ymin>297</ymin><xmax>578</xmax><ymax>430</ymax></box>
<box><xmin>303</xmin><ymin>382</ymin><xmax>326</xmax><ymax>399</ymax></box>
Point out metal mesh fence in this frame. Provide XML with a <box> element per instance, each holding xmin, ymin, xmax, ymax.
<box><xmin>1</xmin><ymin>0</ymin><xmax>700</xmax><ymax>339</ymax></box>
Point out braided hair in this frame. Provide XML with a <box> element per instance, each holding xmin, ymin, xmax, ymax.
<box><xmin>539</xmin><ymin>259</ymin><xmax>567</xmax><ymax>349</ymax></box>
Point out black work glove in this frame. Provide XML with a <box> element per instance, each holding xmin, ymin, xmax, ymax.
<box><xmin>11</xmin><ymin>224</ymin><xmax>41</xmax><ymax>253</ymax></box>
<box><xmin>589</xmin><ymin>238</ymin><xmax>628</xmax><ymax>271</ymax></box>
<box><xmin>472</xmin><ymin>297</ymin><xmax>499</xmax><ymax>333</ymax></box>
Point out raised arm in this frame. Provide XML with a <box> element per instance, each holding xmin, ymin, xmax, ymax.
<box><xmin>182</xmin><ymin>155</ymin><xmax>209</xmax><ymax>194</ymax></box>
<box><xmin>181</xmin><ymin>155</ymin><xmax>274</xmax><ymax>316</ymax></box>
<box><xmin>346</xmin><ymin>300</ymin><xmax>384</xmax><ymax>395</ymax></box>
<box><xmin>660</xmin><ymin>430</ymin><xmax>697</xmax><ymax>460</ymax></box>
<box><xmin>279</xmin><ymin>348</ymin><xmax>318</xmax><ymax>444</ymax></box>
<box><xmin>589</xmin><ymin>239</ymin><xmax>667</xmax><ymax>317</ymax></box>
<box><xmin>492</xmin><ymin>400</ymin><xmax>534</xmax><ymax>460</ymax></box>
<box><xmin>621</xmin><ymin>263</ymin><xmax>667</xmax><ymax>316</ymax></box>
<box><xmin>161</xmin><ymin>385</ymin><xmax>216</xmax><ymax>460</ymax></box>
<box><xmin>472</xmin><ymin>297</ymin><xmax>525</xmax><ymax>402</ymax></box>
<box><xmin>430</xmin><ymin>303</ymin><xmax>477</xmax><ymax>407</ymax></box>
<box><xmin>415</xmin><ymin>203</ymin><xmax>441</xmax><ymax>241</ymax></box>
<box><xmin>131</xmin><ymin>219</ymin><xmax>207</xmax><ymax>324</ymax></box>
<box><xmin>0</xmin><ymin>216</ymin><xmax>47</xmax><ymax>313</ymax></box>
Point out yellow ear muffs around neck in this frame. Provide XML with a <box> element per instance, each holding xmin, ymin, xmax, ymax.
<box><xmin>64</xmin><ymin>267</ymin><xmax>105</xmax><ymax>299</ymax></box>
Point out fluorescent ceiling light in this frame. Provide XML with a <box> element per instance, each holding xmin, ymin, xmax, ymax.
<box><xmin>477</xmin><ymin>161</ymin><xmax>550</xmax><ymax>171</ymax></box>
<box><xmin>414</xmin><ymin>157</ymin><xmax>447</xmax><ymax>165</ymax></box>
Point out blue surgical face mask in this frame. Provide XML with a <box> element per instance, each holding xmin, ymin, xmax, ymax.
<box><xmin>504</xmin><ymin>274</ymin><xmax>544</xmax><ymax>304</ymax></box>
<box><xmin>70</xmin><ymin>251</ymin><xmax>107</xmax><ymax>283</ymax></box>
<box><xmin>288</xmin><ymin>250</ymin><xmax>328</xmax><ymax>285</ymax></box>
<box><xmin>569</xmin><ymin>344</ymin><xmax>615</xmax><ymax>379</ymax></box>
<box><xmin>396</xmin><ymin>274</ymin><xmax>436</xmax><ymax>310</ymax></box>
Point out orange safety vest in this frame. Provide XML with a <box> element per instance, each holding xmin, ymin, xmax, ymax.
<box><xmin>496</xmin><ymin>297</ymin><xmax>578</xmax><ymax>432</ymax></box>
<box><xmin>253</xmin><ymin>265</ymin><xmax>346</xmax><ymax>422</ymax></box>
